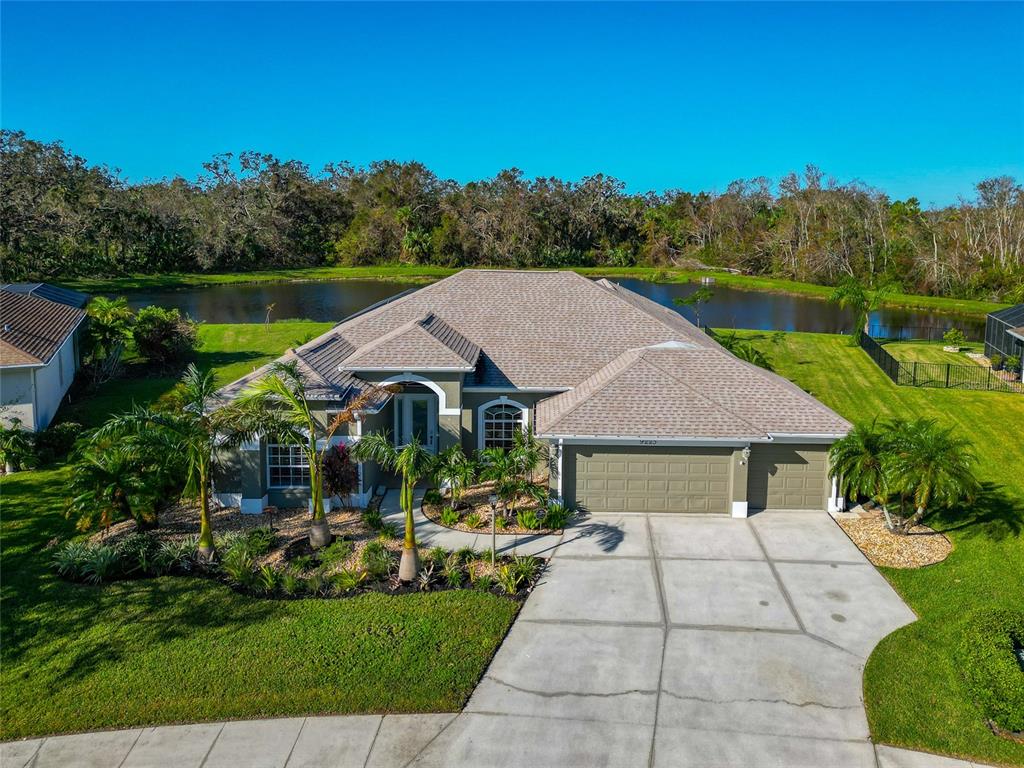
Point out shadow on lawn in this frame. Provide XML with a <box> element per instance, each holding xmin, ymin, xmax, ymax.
<box><xmin>194</xmin><ymin>348</ymin><xmax>266</xmax><ymax>373</ymax></box>
<box><xmin>930</xmin><ymin>482</ymin><xmax>1023</xmax><ymax>542</ymax></box>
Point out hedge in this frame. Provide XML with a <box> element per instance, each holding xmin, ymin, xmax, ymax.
<box><xmin>958</xmin><ymin>609</ymin><xmax>1024</xmax><ymax>734</ymax></box>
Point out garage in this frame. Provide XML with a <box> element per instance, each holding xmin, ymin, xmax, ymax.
<box><xmin>748</xmin><ymin>444</ymin><xmax>829</xmax><ymax>511</ymax></box>
<box><xmin>567</xmin><ymin>445</ymin><xmax>732</xmax><ymax>514</ymax></box>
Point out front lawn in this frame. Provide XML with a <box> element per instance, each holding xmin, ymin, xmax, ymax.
<box><xmin>0</xmin><ymin>322</ymin><xmax>517</xmax><ymax>741</ymax></box>
<box><xmin>736</xmin><ymin>330</ymin><xmax>1024</xmax><ymax>766</ymax></box>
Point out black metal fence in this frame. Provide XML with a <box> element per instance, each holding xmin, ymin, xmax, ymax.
<box><xmin>866</xmin><ymin>324</ymin><xmax>984</xmax><ymax>343</ymax></box>
<box><xmin>859</xmin><ymin>334</ymin><xmax>1023</xmax><ymax>393</ymax></box>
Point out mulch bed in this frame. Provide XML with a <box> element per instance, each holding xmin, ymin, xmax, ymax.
<box><xmin>835</xmin><ymin>508</ymin><xmax>952</xmax><ymax>568</ymax></box>
<box><xmin>423</xmin><ymin>478</ymin><xmax>562</xmax><ymax>535</ymax></box>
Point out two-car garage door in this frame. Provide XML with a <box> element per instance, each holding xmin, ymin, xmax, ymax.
<box><xmin>571</xmin><ymin>446</ymin><xmax>731</xmax><ymax>514</ymax></box>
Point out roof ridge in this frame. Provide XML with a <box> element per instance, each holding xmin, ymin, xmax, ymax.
<box><xmin>541</xmin><ymin>348</ymin><xmax>643</xmax><ymax>433</ymax></box>
<box><xmin>587</xmin><ymin>277</ymin><xmax>711</xmax><ymax>346</ymax></box>
<box><xmin>638</xmin><ymin>348</ymin><xmax>768</xmax><ymax>438</ymax></box>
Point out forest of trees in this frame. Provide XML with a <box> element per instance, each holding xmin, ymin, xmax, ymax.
<box><xmin>2</xmin><ymin>129</ymin><xmax>1022</xmax><ymax>300</ymax></box>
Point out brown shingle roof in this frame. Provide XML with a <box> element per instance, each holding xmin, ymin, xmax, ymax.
<box><xmin>341</xmin><ymin>312</ymin><xmax>480</xmax><ymax>371</ymax></box>
<box><xmin>0</xmin><ymin>290</ymin><xmax>86</xmax><ymax>366</ymax></box>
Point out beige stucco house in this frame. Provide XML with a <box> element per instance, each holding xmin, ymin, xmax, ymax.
<box><xmin>214</xmin><ymin>270</ymin><xmax>850</xmax><ymax>516</ymax></box>
<box><xmin>0</xmin><ymin>284</ymin><xmax>88</xmax><ymax>432</ymax></box>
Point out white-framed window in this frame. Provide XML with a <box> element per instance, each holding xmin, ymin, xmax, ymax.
<box><xmin>481</xmin><ymin>402</ymin><xmax>526</xmax><ymax>450</ymax></box>
<box><xmin>267</xmin><ymin>443</ymin><xmax>310</xmax><ymax>488</ymax></box>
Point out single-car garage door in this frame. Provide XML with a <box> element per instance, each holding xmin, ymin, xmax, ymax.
<box><xmin>570</xmin><ymin>446</ymin><xmax>731</xmax><ymax>514</ymax></box>
<box><xmin>748</xmin><ymin>444</ymin><xmax>828</xmax><ymax>511</ymax></box>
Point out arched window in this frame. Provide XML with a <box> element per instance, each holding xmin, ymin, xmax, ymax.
<box><xmin>481</xmin><ymin>403</ymin><xmax>525</xmax><ymax>450</ymax></box>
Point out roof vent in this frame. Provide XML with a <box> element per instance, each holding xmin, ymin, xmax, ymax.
<box><xmin>2</xmin><ymin>323</ymin><xmax>10</xmax><ymax>333</ymax></box>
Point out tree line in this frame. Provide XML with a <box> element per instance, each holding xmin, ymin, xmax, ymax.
<box><xmin>2</xmin><ymin>129</ymin><xmax>1022</xmax><ymax>300</ymax></box>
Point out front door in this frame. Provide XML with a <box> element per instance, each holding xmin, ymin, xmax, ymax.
<box><xmin>396</xmin><ymin>394</ymin><xmax>437</xmax><ymax>452</ymax></box>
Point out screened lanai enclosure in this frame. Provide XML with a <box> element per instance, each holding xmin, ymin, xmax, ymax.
<box><xmin>984</xmin><ymin>304</ymin><xmax>1024</xmax><ymax>359</ymax></box>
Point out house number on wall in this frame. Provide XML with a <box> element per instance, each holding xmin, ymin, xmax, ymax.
<box><xmin>639</xmin><ymin>440</ymin><xmax>658</xmax><ymax>446</ymax></box>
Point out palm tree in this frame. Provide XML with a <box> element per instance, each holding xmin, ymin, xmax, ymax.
<box><xmin>829</xmin><ymin>276</ymin><xmax>894</xmax><ymax>344</ymax></box>
<box><xmin>433</xmin><ymin>444</ymin><xmax>476</xmax><ymax>509</ymax></box>
<box><xmin>351</xmin><ymin>431</ymin><xmax>434</xmax><ymax>581</ymax></box>
<box><xmin>513</xmin><ymin>426</ymin><xmax>547</xmax><ymax>485</ymax></box>
<box><xmin>885</xmin><ymin>419</ymin><xmax>980</xmax><ymax>534</ymax></box>
<box><xmin>828</xmin><ymin>419</ymin><xmax>895</xmax><ymax>528</ymax></box>
<box><xmin>84</xmin><ymin>296</ymin><xmax>134</xmax><ymax>383</ymax></box>
<box><xmin>237</xmin><ymin>361</ymin><xmax>388</xmax><ymax>550</ymax></box>
<box><xmin>92</xmin><ymin>364</ymin><xmax>245</xmax><ymax>560</ymax></box>
<box><xmin>673</xmin><ymin>286</ymin><xmax>714</xmax><ymax>328</ymax></box>
<box><xmin>0</xmin><ymin>418</ymin><xmax>34</xmax><ymax>474</ymax></box>
<box><xmin>479</xmin><ymin>447</ymin><xmax>526</xmax><ymax>517</ymax></box>
<box><xmin>713</xmin><ymin>331</ymin><xmax>773</xmax><ymax>371</ymax></box>
<box><xmin>66</xmin><ymin>442</ymin><xmax>158</xmax><ymax>533</ymax></box>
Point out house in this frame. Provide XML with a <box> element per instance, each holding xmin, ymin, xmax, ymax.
<box><xmin>214</xmin><ymin>270</ymin><xmax>851</xmax><ymax>517</ymax></box>
<box><xmin>0</xmin><ymin>283</ymin><xmax>89</xmax><ymax>432</ymax></box>
<box><xmin>984</xmin><ymin>302</ymin><xmax>1024</xmax><ymax>361</ymax></box>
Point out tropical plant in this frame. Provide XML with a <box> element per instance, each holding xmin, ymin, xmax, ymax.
<box><xmin>0</xmin><ymin>419</ymin><xmax>35</xmax><ymax>473</ymax></box>
<box><xmin>321</xmin><ymin>443</ymin><xmax>358</xmax><ymax>502</ymax></box>
<box><xmin>829</xmin><ymin>419</ymin><xmax>896</xmax><ymax>528</ymax></box>
<box><xmin>713</xmin><ymin>331</ymin><xmax>773</xmax><ymax>371</ymax></box>
<box><xmin>239</xmin><ymin>361</ymin><xmax>390</xmax><ymax>550</ymax></box>
<box><xmin>464</xmin><ymin>512</ymin><xmax>484</xmax><ymax>529</ymax></box>
<box><xmin>244</xmin><ymin>527</ymin><xmax>277</xmax><ymax>556</ymax></box>
<box><xmin>479</xmin><ymin>447</ymin><xmax>527</xmax><ymax>515</ymax></box>
<box><xmin>516</xmin><ymin>508</ymin><xmax>542</xmax><ymax>531</ymax></box>
<box><xmin>417</xmin><ymin>563</ymin><xmax>435</xmax><ymax>591</ymax></box>
<box><xmin>318</xmin><ymin>538</ymin><xmax>353</xmax><ymax>570</ymax></box>
<box><xmin>990</xmin><ymin>353</ymin><xmax>1004</xmax><ymax>370</ymax></box>
<box><xmin>432</xmin><ymin>444</ymin><xmax>476</xmax><ymax>507</ymax></box>
<box><xmin>280</xmin><ymin>570</ymin><xmax>304</xmax><ymax>596</ymax></box>
<box><xmin>33</xmin><ymin>421</ymin><xmax>83</xmax><ymax>465</ymax></box>
<box><xmin>360</xmin><ymin>539</ymin><xmax>393</xmax><ymax>580</ymax></box>
<box><xmin>66</xmin><ymin>442</ymin><xmax>159</xmax><ymax>533</ymax></box>
<box><xmin>543</xmin><ymin>501</ymin><xmax>572</xmax><ymax>529</ymax></box>
<box><xmin>351</xmin><ymin>429</ymin><xmax>434</xmax><ymax>581</ymax></box>
<box><xmin>153</xmin><ymin>536</ymin><xmax>198</xmax><ymax>574</ymax></box>
<box><xmin>495</xmin><ymin>563</ymin><xmax>525</xmax><ymax>595</ymax></box>
<box><xmin>84</xmin><ymin>296</ymin><xmax>134</xmax><ymax>383</ymax></box>
<box><xmin>513</xmin><ymin>426</ymin><xmax>547</xmax><ymax>484</ymax></box>
<box><xmin>255</xmin><ymin>564</ymin><xmax>280</xmax><ymax>595</ymax></box>
<box><xmin>443</xmin><ymin>553</ymin><xmax>465</xmax><ymax>587</ymax></box>
<box><xmin>220</xmin><ymin>546</ymin><xmax>256</xmax><ymax>587</ymax></box>
<box><xmin>427</xmin><ymin>546</ymin><xmax>447</xmax><ymax>567</ymax></box>
<box><xmin>1006</xmin><ymin>355</ymin><xmax>1021</xmax><ymax>377</ymax></box>
<box><xmin>673</xmin><ymin>285</ymin><xmax>714</xmax><ymax>327</ymax></box>
<box><xmin>115</xmin><ymin>533</ymin><xmax>159</xmax><ymax>575</ymax></box>
<box><xmin>829</xmin><ymin>276</ymin><xmax>895</xmax><ymax>344</ymax></box>
<box><xmin>331</xmin><ymin>567</ymin><xmax>366</xmax><ymax>594</ymax></box>
<box><xmin>440</xmin><ymin>506</ymin><xmax>460</xmax><ymax>527</ymax></box>
<box><xmin>51</xmin><ymin>541</ymin><xmax>92</xmax><ymax>580</ymax></box>
<box><xmin>81</xmin><ymin>545</ymin><xmax>121</xmax><ymax>585</ymax></box>
<box><xmin>132</xmin><ymin>305</ymin><xmax>198</xmax><ymax>372</ymax></box>
<box><xmin>90</xmin><ymin>364</ymin><xmax>248</xmax><ymax>559</ymax></box>
<box><xmin>885</xmin><ymin>419</ymin><xmax>980</xmax><ymax>534</ymax></box>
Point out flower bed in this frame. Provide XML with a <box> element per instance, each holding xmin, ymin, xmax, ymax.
<box><xmin>54</xmin><ymin>501</ymin><xmax>545</xmax><ymax>599</ymax></box>
<box><xmin>422</xmin><ymin>481</ymin><xmax>570</xmax><ymax>535</ymax></box>
<box><xmin>835</xmin><ymin>508</ymin><xmax>952</xmax><ymax>568</ymax></box>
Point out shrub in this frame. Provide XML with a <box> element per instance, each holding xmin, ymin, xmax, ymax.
<box><xmin>220</xmin><ymin>546</ymin><xmax>256</xmax><ymax>587</ymax></box>
<box><xmin>305</xmin><ymin>571</ymin><xmax>329</xmax><ymax>596</ymax></box>
<box><xmin>361</xmin><ymin>505</ymin><xmax>383</xmax><ymax>530</ymax></box>
<box><xmin>474</xmin><ymin>575</ymin><xmax>494</xmax><ymax>592</ymax></box>
<box><xmin>427</xmin><ymin>546</ymin><xmax>447</xmax><ymax>567</ymax></box>
<box><xmin>1006</xmin><ymin>355</ymin><xmax>1022</xmax><ymax>376</ymax></box>
<box><xmin>154</xmin><ymin>537</ymin><xmax>197</xmax><ymax>574</ymax></box>
<box><xmin>464</xmin><ymin>512</ymin><xmax>484</xmax><ymax>529</ymax></box>
<box><xmin>318</xmin><ymin>538</ymin><xmax>353</xmax><ymax>570</ymax></box>
<box><xmin>52</xmin><ymin>541</ymin><xmax>92</xmax><ymax>580</ymax></box>
<box><xmin>440</xmin><ymin>506</ymin><xmax>460</xmax><ymax>527</ymax></box>
<box><xmin>81</xmin><ymin>545</ymin><xmax>121</xmax><ymax>585</ymax></box>
<box><xmin>255</xmin><ymin>565</ymin><xmax>280</xmax><ymax>595</ymax></box>
<box><xmin>495</xmin><ymin>516</ymin><xmax>507</xmax><ymax>531</ymax></box>
<box><xmin>331</xmin><ymin>568</ymin><xmax>366</xmax><ymax>594</ymax></box>
<box><xmin>454</xmin><ymin>546</ymin><xmax>476</xmax><ymax>564</ymax></box>
<box><xmin>215</xmin><ymin>531</ymin><xmax>245</xmax><ymax>554</ymax></box>
<box><xmin>943</xmin><ymin>327</ymin><xmax>966</xmax><ymax>347</ymax></box>
<box><xmin>34</xmin><ymin>422</ymin><xmax>83</xmax><ymax>465</ymax></box>
<box><xmin>512</xmin><ymin>554</ymin><xmax>541</xmax><ymax>584</ymax></box>
<box><xmin>517</xmin><ymin>508</ymin><xmax>542</xmax><ymax>531</ymax></box>
<box><xmin>360</xmin><ymin>541</ymin><xmax>392</xmax><ymax>580</ymax></box>
<box><xmin>423</xmin><ymin>488</ymin><xmax>443</xmax><ymax>505</ymax></box>
<box><xmin>495</xmin><ymin>564</ymin><xmax>523</xmax><ymax>595</ymax></box>
<box><xmin>543</xmin><ymin>501</ymin><xmax>572</xmax><ymax>530</ymax></box>
<box><xmin>957</xmin><ymin>609</ymin><xmax>1024</xmax><ymax>733</ymax></box>
<box><xmin>321</xmin><ymin>443</ymin><xmax>357</xmax><ymax>499</ymax></box>
<box><xmin>444</xmin><ymin>553</ymin><xmax>465</xmax><ymax>588</ymax></box>
<box><xmin>0</xmin><ymin>420</ymin><xmax>37</xmax><ymax>472</ymax></box>
<box><xmin>991</xmin><ymin>353</ymin><xmax>1004</xmax><ymax>370</ymax></box>
<box><xmin>290</xmin><ymin>554</ymin><xmax>315</xmax><ymax>572</ymax></box>
<box><xmin>280</xmin><ymin>571</ymin><xmax>304</xmax><ymax>597</ymax></box>
<box><xmin>244</xmin><ymin>527</ymin><xmax>276</xmax><ymax>556</ymax></box>
<box><xmin>377</xmin><ymin>523</ymin><xmax>397</xmax><ymax>541</ymax></box>
<box><xmin>115</xmin><ymin>533</ymin><xmax>159</xmax><ymax>575</ymax></box>
<box><xmin>132</xmin><ymin>306</ymin><xmax>198</xmax><ymax>371</ymax></box>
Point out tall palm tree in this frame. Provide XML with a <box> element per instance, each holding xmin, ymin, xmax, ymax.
<box><xmin>886</xmin><ymin>418</ymin><xmax>980</xmax><ymax>534</ymax></box>
<box><xmin>828</xmin><ymin>419</ymin><xmax>895</xmax><ymax>528</ymax></box>
<box><xmin>351</xmin><ymin>431</ymin><xmax>434</xmax><ymax>581</ymax></box>
<box><xmin>829</xmin><ymin>276</ymin><xmax>894</xmax><ymax>344</ymax></box>
<box><xmin>433</xmin><ymin>444</ymin><xmax>476</xmax><ymax>509</ymax></box>
<box><xmin>237</xmin><ymin>361</ymin><xmax>388</xmax><ymax>550</ymax></box>
<box><xmin>92</xmin><ymin>364</ymin><xmax>244</xmax><ymax>560</ymax></box>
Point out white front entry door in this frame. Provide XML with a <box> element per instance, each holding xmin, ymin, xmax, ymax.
<box><xmin>395</xmin><ymin>394</ymin><xmax>438</xmax><ymax>453</ymax></box>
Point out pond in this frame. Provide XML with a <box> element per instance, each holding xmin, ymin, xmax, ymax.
<box><xmin>118</xmin><ymin>277</ymin><xmax>986</xmax><ymax>338</ymax></box>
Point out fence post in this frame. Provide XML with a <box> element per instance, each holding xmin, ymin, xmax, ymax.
<box><xmin>945</xmin><ymin>365</ymin><xmax>950</xmax><ymax>388</ymax></box>
<box><xmin>987</xmin><ymin>367</ymin><xmax>992</xmax><ymax>391</ymax></box>
<box><xmin>913</xmin><ymin>361</ymin><xmax>918</xmax><ymax>386</ymax></box>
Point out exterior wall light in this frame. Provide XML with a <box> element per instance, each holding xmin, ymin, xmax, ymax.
<box><xmin>740</xmin><ymin>446</ymin><xmax>751</xmax><ymax>465</ymax></box>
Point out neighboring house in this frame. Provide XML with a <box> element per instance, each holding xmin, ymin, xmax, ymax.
<box><xmin>214</xmin><ymin>270</ymin><xmax>851</xmax><ymax>516</ymax></box>
<box><xmin>0</xmin><ymin>283</ymin><xmax>89</xmax><ymax>432</ymax></box>
<box><xmin>984</xmin><ymin>303</ymin><xmax>1024</xmax><ymax>360</ymax></box>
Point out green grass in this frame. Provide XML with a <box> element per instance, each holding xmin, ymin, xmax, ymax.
<box><xmin>61</xmin><ymin>321</ymin><xmax>333</xmax><ymax>427</ymax></box>
<box><xmin>59</xmin><ymin>264</ymin><xmax>1006</xmax><ymax>318</ymax></box>
<box><xmin>735</xmin><ymin>330</ymin><xmax>1024</xmax><ymax>766</ymax></box>
<box><xmin>882</xmin><ymin>340</ymin><xmax>986</xmax><ymax>365</ymax></box>
<box><xmin>0</xmin><ymin>322</ymin><xmax>517</xmax><ymax>740</ymax></box>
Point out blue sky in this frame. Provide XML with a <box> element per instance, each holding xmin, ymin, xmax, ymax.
<box><xmin>2</xmin><ymin>2</ymin><xmax>1022</xmax><ymax>207</ymax></box>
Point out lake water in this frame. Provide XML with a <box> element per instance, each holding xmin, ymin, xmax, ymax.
<box><xmin>118</xmin><ymin>277</ymin><xmax>986</xmax><ymax>338</ymax></box>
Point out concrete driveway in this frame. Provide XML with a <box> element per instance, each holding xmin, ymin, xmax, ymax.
<box><xmin>411</xmin><ymin>510</ymin><xmax>918</xmax><ymax>767</ymax></box>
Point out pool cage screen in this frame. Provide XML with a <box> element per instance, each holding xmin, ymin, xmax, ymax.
<box><xmin>984</xmin><ymin>304</ymin><xmax>1024</xmax><ymax>359</ymax></box>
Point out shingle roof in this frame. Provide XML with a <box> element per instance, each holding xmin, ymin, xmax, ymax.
<box><xmin>341</xmin><ymin>312</ymin><xmax>480</xmax><ymax>371</ymax></box>
<box><xmin>536</xmin><ymin>342</ymin><xmax>851</xmax><ymax>440</ymax></box>
<box><xmin>2</xmin><ymin>283</ymin><xmax>89</xmax><ymax>309</ymax></box>
<box><xmin>0</xmin><ymin>289</ymin><xmax>86</xmax><ymax>366</ymax></box>
<box><xmin>216</xmin><ymin>269</ymin><xmax>850</xmax><ymax>439</ymax></box>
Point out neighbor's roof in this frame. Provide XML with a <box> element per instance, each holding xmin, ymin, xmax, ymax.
<box><xmin>536</xmin><ymin>342</ymin><xmax>851</xmax><ymax>440</ymax></box>
<box><xmin>1</xmin><ymin>283</ymin><xmax>89</xmax><ymax>309</ymax></box>
<box><xmin>0</xmin><ymin>289</ymin><xmax>87</xmax><ymax>367</ymax></box>
<box><xmin>215</xmin><ymin>269</ymin><xmax>849</xmax><ymax>439</ymax></box>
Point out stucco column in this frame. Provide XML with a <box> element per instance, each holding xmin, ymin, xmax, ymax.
<box><xmin>730</xmin><ymin>446</ymin><xmax>750</xmax><ymax>518</ymax></box>
<box><xmin>240</xmin><ymin>436</ymin><xmax>267</xmax><ymax>515</ymax></box>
